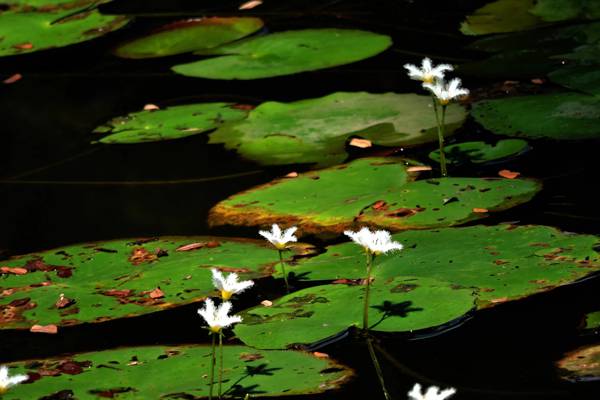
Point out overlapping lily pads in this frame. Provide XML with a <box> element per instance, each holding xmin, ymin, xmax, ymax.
<box><xmin>93</xmin><ymin>103</ymin><xmax>250</xmax><ymax>144</ymax></box>
<box><xmin>209</xmin><ymin>92</ymin><xmax>467</xmax><ymax>166</ymax></box>
<box><xmin>558</xmin><ymin>344</ymin><xmax>600</xmax><ymax>382</ymax></box>
<box><xmin>0</xmin><ymin>3</ymin><xmax>129</xmax><ymax>57</ymax></box>
<box><xmin>548</xmin><ymin>66</ymin><xmax>600</xmax><ymax>97</ymax></box>
<box><xmin>209</xmin><ymin>157</ymin><xmax>541</xmax><ymax>235</ymax></box>
<box><xmin>171</xmin><ymin>28</ymin><xmax>392</xmax><ymax>79</ymax></box>
<box><xmin>114</xmin><ymin>17</ymin><xmax>264</xmax><ymax>59</ymax></box>
<box><xmin>0</xmin><ymin>237</ymin><xmax>312</xmax><ymax>329</ymax></box>
<box><xmin>235</xmin><ymin>277</ymin><xmax>476</xmax><ymax>349</ymax></box>
<box><xmin>2</xmin><ymin>345</ymin><xmax>352</xmax><ymax>398</ymax></box>
<box><xmin>471</xmin><ymin>93</ymin><xmax>600</xmax><ymax>140</ymax></box>
<box><xmin>429</xmin><ymin>139</ymin><xmax>529</xmax><ymax>165</ymax></box>
<box><xmin>286</xmin><ymin>225</ymin><xmax>600</xmax><ymax>307</ymax></box>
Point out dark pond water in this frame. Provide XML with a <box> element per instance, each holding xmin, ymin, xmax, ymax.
<box><xmin>2</xmin><ymin>0</ymin><xmax>600</xmax><ymax>399</ymax></box>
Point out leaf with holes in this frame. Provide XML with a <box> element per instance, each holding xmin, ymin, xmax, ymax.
<box><xmin>209</xmin><ymin>92</ymin><xmax>467</xmax><ymax>166</ymax></box>
<box><xmin>429</xmin><ymin>139</ymin><xmax>529</xmax><ymax>165</ymax></box>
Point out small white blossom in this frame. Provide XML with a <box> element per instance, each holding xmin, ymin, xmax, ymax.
<box><xmin>404</xmin><ymin>57</ymin><xmax>453</xmax><ymax>83</ymax></box>
<box><xmin>197</xmin><ymin>299</ymin><xmax>242</xmax><ymax>333</ymax></box>
<box><xmin>344</xmin><ymin>227</ymin><xmax>403</xmax><ymax>255</ymax></box>
<box><xmin>0</xmin><ymin>365</ymin><xmax>28</xmax><ymax>394</ymax></box>
<box><xmin>259</xmin><ymin>224</ymin><xmax>298</xmax><ymax>250</ymax></box>
<box><xmin>408</xmin><ymin>383</ymin><xmax>456</xmax><ymax>400</ymax></box>
<box><xmin>211</xmin><ymin>268</ymin><xmax>254</xmax><ymax>300</ymax></box>
<box><xmin>423</xmin><ymin>78</ymin><xmax>469</xmax><ymax>105</ymax></box>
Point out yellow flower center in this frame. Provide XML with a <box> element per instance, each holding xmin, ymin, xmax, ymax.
<box><xmin>210</xmin><ymin>325</ymin><xmax>222</xmax><ymax>334</ymax></box>
<box><xmin>221</xmin><ymin>290</ymin><xmax>233</xmax><ymax>301</ymax></box>
<box><xmin>422</xmin><ymin>76</ymin><xmax>434</xmax><ymax>84</ymax></box>
<box><xmin>275</xmin><ymin>243</ymin><xmax>287</xmax><ymax>250</ymax></box>
<box><xmin>439</xmin><ymin>99</ymin><xmax>450</xmax><ymax>105</ymax></box>
<box><xmin>0</xmin><ymin>386</ymin><xmax>7</xmax><ymax>395</ymax></box>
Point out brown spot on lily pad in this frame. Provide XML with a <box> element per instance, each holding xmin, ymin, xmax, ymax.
<box><xmin>390</xmin><ymin>284</ymin><xmax>418</xmax><ymax>293</ymax></box>
<box><xmin>240</xmin><ymin>353</ymin><xmax>264</xmax><ymax>361</ymax></box>
<box><xmin>89</xmin><ymin>387</ymin><xmax>135</xmax><ymax>398</ymax></box>
<box><xmin>128</xmin><ymin>247</ymin><xmax>158</xmax><ymax>265</ymax></box>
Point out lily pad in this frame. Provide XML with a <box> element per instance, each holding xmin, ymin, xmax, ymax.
<box><xmin>2</xmin><ymin>344</ymin><xmax>352</xmax><ymax>398</ymax></box>
<box><xmin>209</xmin><ymin>92</ymin><xmax>468</xmax><ymax>166</ymax></box>
<box><xmin>583</xmin><ymin>311</ymin><xmax>600</xmax><ymax>331</ymax></box>
<box><xmin>235</xmin><ymin>277</ymin><xmax>476</xmax><ymax>349</ymax></box>
<box><xmin>114</xmin><ymin>17</ymin><xmax>264</xmax><ymax>59</ymax></box>
<box><xmin>93</xmin><ymin>103</ymin><xmax>250</xmax><ymax>144</ymax></box>
<box><xmin>288</xmin><ymin>225</ymin><xmax>600</xmax><ymax>307</ymax></box>
<box><xmin>208</xmin><ymin>157</ymin><xmax>541</xmax><ymax>235</ymax></box>
<box><xmin>0</xmin><ymin>236</ymin><xmax>312</xmax><ymax>329</ymax></box>
<box><xmin>429</xmin><ymin>139</ymin><xmax>529</xmax><ymax>165</ymax></box>
<box><xmin>530</xmin><ymin>0</ymin><xmax>600</xmax><ymax>22</ymax></box>
<box><xmin>0</xmin><ymin>6</ymin><xmax>129</xmax><ymax>57</ymax></box>
<box><xmin>459</xmin><ymin>0</ymin><xmax>541</xmax><ymax>36</ymax></box>
<box><xmin>548</xmin><ymin>66</ymin><xmax>600</xmax><ymax>96</ymax></box>
<box><xmin>171</xmin><ymin>28</ymin><xmax>392</xmax><ymax>80</ymax></box>
<box><xmin>558</xmin><ymin>344</ymin><xmax>600</xmax><ymax>382</ymax></box>
<box><xmin>471</xmin><ymin>92</ymin><xmax>600</xmax><ymax>140</ymax></box>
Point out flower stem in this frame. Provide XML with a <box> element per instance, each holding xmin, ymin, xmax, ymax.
<box><xmin>362</xmin><ymin>252</ymin><xmax>374</xmax><ymax>331</ymax></box>
<box><xmin>209</xmin><ymin>333</ymin><xmax>216</xmax><ymax>400</ymax></box>
<box><xmin>218</xmin><ymin>332</ymin><xmax>223</xmax><ymax>399</ymax></box>
<box><xmin>432</xmin><ymin>96</ymin><xmax>447</xmax><ymax>177</ymax></box>
<box><xmin>278</xmin><ymin>250</ymin><xmax>290</xmax><ymax>292</ymax></box>
<box><xmin>367</xmin><ymin>336</ymin><xmax>392</xmax><ymax>400</ymax></box>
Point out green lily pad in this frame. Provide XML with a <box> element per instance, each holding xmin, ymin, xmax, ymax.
<box><xmin>114</xmin><ymin>17</ymin><xmax>264</xmax><ymax>59</ymax></box>
<box><xmin>583</xmin><ymin>311</ymin><xmax>600</xmax><ymax>331</ymax></box>
<box><xmin>2</xmin><ymin>344</ymin><xmax>352</xmax><ymax>398</ymax></box>
<box><xmin>429</xmin><ymin>139</ymin><xmax>529</xmax><ymax>165</ymax></box>
<box><xmin>459</xmin><ymin>0</ymin><xmax>541</xmax><ymax>36</ymax></box>
<box><xmin>471</xmin><ymin>92</ymin><xmax>600</xmax><ymax>140</ymax></box>
<box><xmin>0</xmin><ymin>6</ymin><xmax>129</xmax><ymax>57</ymax></box>
<box><xmin>288</xmin><ymin>225</ymin><xmax>600</xmax><ymax>307</ymax></box>
<box><xmin>208</xmin><ymin>157</ymin><xmax>541</xmax><ymax>235</ymax></box>
<box><xmin>235</xmin><ymin>277</ymin><xmax>476</xmax><ymax>349</ymax></box>
<box><xmin>171</xmin><ymin>28</ymin><xmax>392</xmax><ymax>80</ymax></box>
<box><xmin>530</xmin><ymin>0</ymin><xmax>600</xmax><ymax>22</ymax></box>
<box><xmin>93</xmin><ymin>103</ymin><xmax>250</xmax><ymax>144</ymax></box>
<box><xmin>209</xmin><ymin>92</ymin><xmax>468</xmax><ymax>167</ymax></box>
<box><xmin>0</xmin><ymin>237</ymin><xmax>312</xmax><ymax>330</ymax></box>
<box><xmin>2</xmin><ymin>0</ymin><xmax>102</xmax><ymax>11</ymax></box>
<box><xmin>558</xmin><ymin>344</ymin><xmax>600</xmax><ymax>382</ymax></box>
<box><xmin>548</xmin><ymin>66</ymin><xmax>600</xmax><ymax>96</ymax></box>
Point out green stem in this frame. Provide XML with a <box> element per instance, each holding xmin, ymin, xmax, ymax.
<box><xmin>362</xmin><ymin>252</ymin><xmax>374</xmax><ymax>331</ymax></box>
<box><xmin>218</xmin><ymin>333</ymin><xmax>223</xmax><ymax>399</ymax></box>
<box><xmin>366</xmin><ymin>337</ymin><xmax>391</xmax><ymax>400</ymax></box>
<box><xmin>278</xmin><ymin>250</ymin><xmax>290</xmax><ymax>292</ymax></box>
<box><xmin>209</xmin><ymin>333</ymin><xmax>216</xmax><ymax>400</ymax></box>
<box><xmin>431</xmin><ymin>96</ymin><xmax>447</xmax><ymax>177</ymax></box>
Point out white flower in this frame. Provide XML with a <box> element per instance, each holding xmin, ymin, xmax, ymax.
<box><xmin>423</xmin><ymin>78</ymin><xmax>469</xmax><ymax>105</ymax></box>
<box><xmin>408</xmin><ymin>383</ymin><xmax>456</xmax><ymax>400</ymax></box>
<box><xmin>344</xmin><ymin>227</ymin><xmax>403</xmax><ymax>255</ymax></box>
<box><xmin>211</xmin><ymin>268</ymin><xmax>254</xmax><ymax>300</ymax></box>
<box><xmin>404</xmin><ymin>57</ymin><xmax>453</xmax><ymax>83</ymax></box>
<box><xmin>197</xmin><ymin>299</ymin><xmax>242</xmax><ymax>333</ymax></box>
<box><xmin>0</xmin><ymin>365</ymin><xmax>28</xmax><ymax>394</ymax></box>
<box><xmin>259</xmin><ymin>224</ymin><xmax>298</xmax><ymax>250</ymax></box>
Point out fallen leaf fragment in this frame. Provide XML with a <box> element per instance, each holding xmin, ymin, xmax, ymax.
<box><xmin>498</xmin><ymin>169</ymin><xmax>520</xmax><ymax>179</ymax></box>
<box><xmin>285</xmin><ymin>172</ymin><xmax>299</xmax><ymax>178</ymax></box>
<box><xmin>490</xmin><ymin>297</ymin><xmax>509</xmax><ymax>304</ymax></box>
<box><xmin>176</xmin><ymin>242</ymin><xmax>205</xmax><ymax>252</ymax></box>
<box><xmin>473</xmin><ymin>208</ymin><xmax>489</xmax><ymax>213</ymax></box>
<box><xmin>407</xmin><ymin>165</ymin><xmax>432</xmax><ymax>172</ymax></box>
<box><xmin>13</xmin><ymin>43</ymin><xmax>33</xmax><ymax>50</ymax></box>
<box><xmin>55</xmin><ymin>293</ymin><xmax>75</xmax><ymax>309</ymax></box>
<box><xmin>260</xmin><ymin>300</ymin><xmax>273</xmax><ymax>307</ymax></box>
<box><xmin>143</xmin><ymin>104</ymin><xmax>160</xmax><ymax>111</ymax></box>
<box><xmin>349</xmin><ymin>138</ymin><xmax>372</xmax><ymax>148</ymax></box>
<box><xmin>372</xmin><ymin>200</ymin><xmax>387</xmax><ymax>210</ymax></box>
<box><xmin>30</xmin><ymin>324</ymin><xmax>58</xmax><ymax>334</ymax></box>
<box><xmin>0</xmin><ymin>266</ymin><xmax>28</xmax><ymax>275</ymax></box>
<box><xmin>3</xmin><ymin>73</ymin><xmax>22</xmax><ymax>84</ymax></box>
<box><xmin>531</xmin><ymin>78</ymin><xmax>544</xmax><ymax>84</ymax></box>
<box><xmin>240</xmin><ymin>353</ymin><xmax>264</xmax><ymax>361</ymax></box>
<box><xmin>239</xmin><ymin>0</ymin><xmax>262</xmax><ymax>10</ymax></box>
<box><xmin>313</xmin><ymin>352</ymin><xmax>329</xmax><ymax>359</ymax></box>
<box><xmin>149</xmin><ymin>288</ymin><xmax>164</xmax><ymax>299</ymax></box>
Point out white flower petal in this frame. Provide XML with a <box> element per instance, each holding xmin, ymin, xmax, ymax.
<box><xmin>260</xmin><ymin>224</ymin><xmax>298</xmax><ymax>248</ymax></box>
<box><xmin>345</xmin><ymin>227</ymin><xmax>402</xmax><ymax>255</ymax></box>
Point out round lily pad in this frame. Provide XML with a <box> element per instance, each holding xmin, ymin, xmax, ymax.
<box><xmin>114</xmin><ymin>17</ymin><xmax>264</xmax><ymax>59</ymax></box>
<box><xmin>0</xmin><ymin>6</ymin><xmax>129</xmax><ymax>57</ymax></box>
<box><xmin>208</xmin><ymin>157</ymin><xmax>541</xmax><ymax>235</ymax></box>
<box><xmin>0</xmin><ymin>237</ymin><xmax>313</xmax><ymax>330</ymax></box>
<box><xmin>472</xmin><ymin>93</ymin><xmax>600</xmax><ymax>140</ymax></box>
<box><xmin>530</xmin><ymin>0</ymin><xmax>600</xmax><ymax>22</ymax></box>
<box><xmin>288</xmin><ymin>225</ymin><xmax>600</xmax><ymax>307</ymax></box>
<box><xmin>171</xmin><ymin>28</ymin><xmax>392</xmax><ymax>80</ymax></box>
<box><xmin>429</xmin><ymin>139</ymin><xmax>529</xmax><ymax>165</ymax></box>
<box><xmin>209</xmin><ymin>92</ymin><xmax>467</xmax><ymax>166</ymax></box>
<box><xmin>548</xmin><ymin>66</ymin><xmax>600</xmax><ymax>97</ymax></box>
<box><xmin>235</xmin><ymin>277</ymin><xmax>476</xmax><ymax>349</ymax></box>
<box><xmin>558</xmin><ymin>344</ymin><xmax>600</xmax><ymax>382</ymax></box>
<box><xmin>93</xmin><ymin>103</ymin><xmax>250</xmax><ymax>144</ymax></box>
<box><xmin>582</xmin><ymin>311</ymin><xmax>600</xmax><ymax>332</ymax></box>
<box><xmin>460</xmin><ymin>0</ymin><xmax>541</xmax><ymax>36</ymax></box>
<box><xmin>2</xmin><ymin>344</ymin><xmax>352</xmax><ymax>398</ymax></box>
